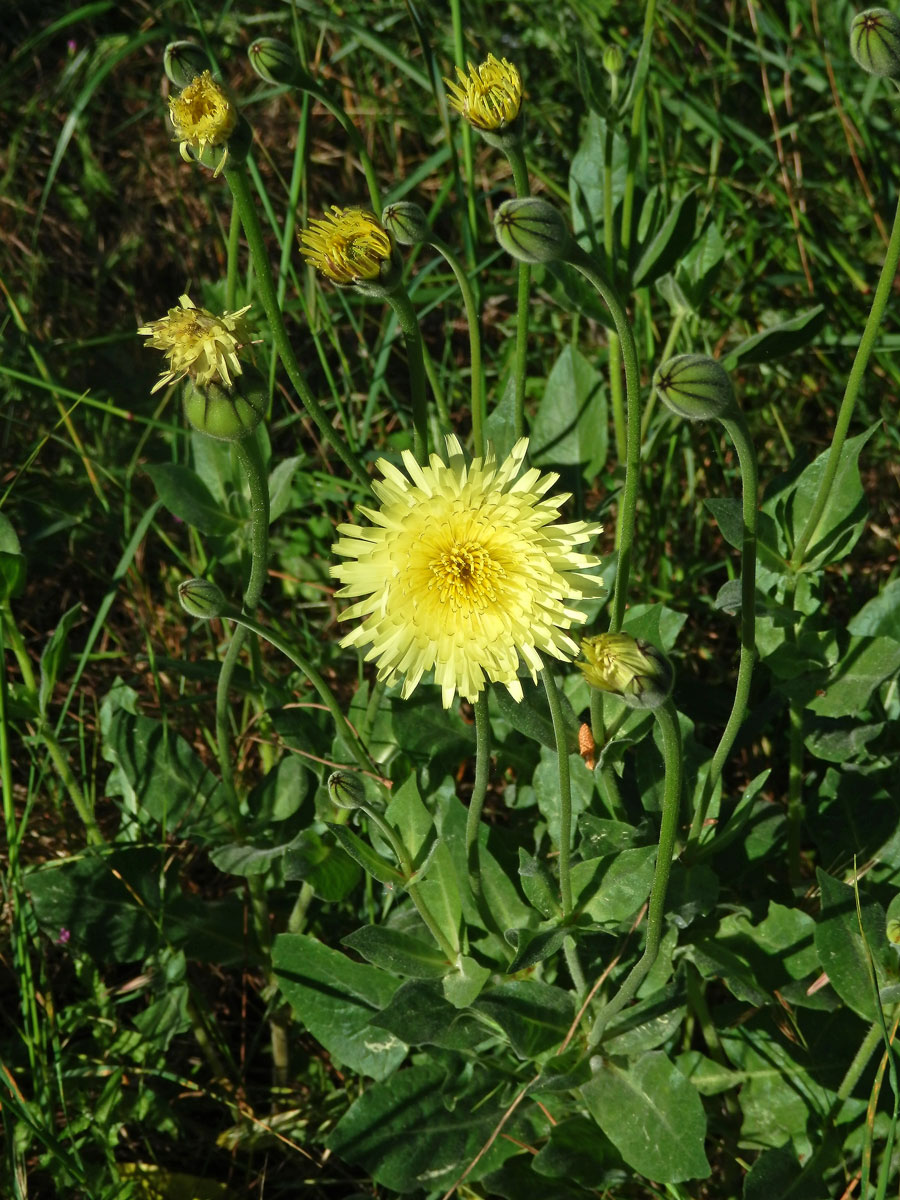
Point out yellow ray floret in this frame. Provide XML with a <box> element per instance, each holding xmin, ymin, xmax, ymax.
<box><xmin>444</xmin><ymin>53</ymin><xmax>522</xmax><ymax>132</ymax></box>
<box><xmin>169</xmin><ymin>70</ymin><xmax>238</xmax><ymax>177</ymax></box>
<box><xmin>332</xmin><ymin>436</ymin><xmax>603</xmax><ymax>708</ymax></box>
<box><xmin>299</xmin><ymin>207</ymin><xmax>393</xmax><ymax>285</ymax></box>
<box><xmin>138</xmin><ymin>294</ymin><xmax>252</xmax><ymax>393</ymax></box>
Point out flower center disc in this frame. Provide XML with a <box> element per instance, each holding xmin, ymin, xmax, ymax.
<box><xmin>429</xmin><ymin>540</ymin><xmax>504</xmax><ymax>615</ymax></box>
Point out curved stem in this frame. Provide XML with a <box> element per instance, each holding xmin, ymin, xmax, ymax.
<box><xmin>686</xmin><ymin>411</ymin><xmax>758</xmax><ymax>850</ymax></box>
<box><xmin>220</xmin><ymin>610</ymin><xmax>379</xmax><ymax>778</ymax></box>
<box><xmin>386</xmin><ymin>286</ymin><xmax>429</xmax><ymax>461</ymax></box>
<box><xmin>790</xmin><ymin>182</ymin><xmax>900</xmax><ymax>569</ymax></box>
<box><xmin>541</xmin><ymin>666</ymin><xmax>574</xmax><ymax>916</ymax></box>
<box><xmin>224</xmin><ymin>164</ymin><xmax>368</xmax><ymax>488</ymax></box>
<box><xmin>565</xmin><ymin>245</ymin><xmax>641</xmax><ymax>633</ymax></box>
<box><xmin>465</xmin><ymin>692</ymin><xmax>492</xmax><ymax>906</ymax></box>
<box><xmin>588</xmin><ymin>698</ymin><xmax>682</xmax><ymax>1046</ymax></box>
<box><xmin>430</xmin><ymin>237</ymin><xmax>484</xmax><ymax>455</ymax></box>
<box><xmin>505</xmin><ymin>143</ymin><xmax>531</xmax><ymax>441</ymax></box>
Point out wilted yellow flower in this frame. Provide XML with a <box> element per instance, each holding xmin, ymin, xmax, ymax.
<box><xmin>299</xmin><ymin>207</ymin><xmax>394</xmax><ymax>286</ymax></box>
<box><xmin>444</xmin><ymin>53</ymin><xmax>522</xmax><ymax>132</ymax></box>
<box><xmin>578</xmin><ymin>633</ymin><xmax>674</xmax><ymax>710</ymax></box>
<box><xmin>332</xmin><ymin>436</ymin><xmax>602</xmax><ymax>708</ymax></box>
<box><xmin>169</xmin><ymin>70</ymin><xmax>238</xmax><ymax>177</ymax></box>
<box><xmin>138</xmin><ymin>294</ymin><xmax>252</xmax><ymax>393</ymax></box>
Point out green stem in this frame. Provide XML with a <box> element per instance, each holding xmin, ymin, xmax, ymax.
<box><xmin>686</xmin><ymin>411</ymin><xmax>758</xmax><ymax>851</ymax></box>
<box><xmin>385</xmin><ymin>287</ymin><xmax>429</xmax><ymax>461</ymax></box>
<box><xmin>541</xmin><ymin>666</ymin><xmax>574</xmax><ymax>916</ymax></box>
<box><xmin>224</xmin><ymin>164</ymin><xmax>368</xmax><ymax>488</ymax></box>
<box><xmin>588</xmin><ymin>698</ymin><xmax>682</xmax><ymax>1046</ymax></box>
<box><xmin>303</xmin><ymin>82</ymin><xmax>381</xmax><ymax>213</ymax></box>
<box><xmin>430</xmin><ymin>237</ymin><xmax>484</xmax><ymax>455</ymax></box>
<box><xmin>465</xmin><ymin>692</ymin><xmax>492</xmax><ymax>907</ymax></box>
<box><xmin>214</xmin><ymin>435</ymin><xmax>270</xmax><ymax>822</ymax></box>
<box><xmin>565</xmin><ymin>245</ymin><xmax>641</xmax><ymax>633</ymax></box>
<box><xmin>787</xmin><ymin>694</ymin><xmax>805</xmax><ymax>886</ymax></box>
<box><xmin>38</xmin><ymin>724</ymin><xmax>103</xmax><ymax>846</ymax></box>
<box><xmin>603</xmin><ymin>104</ymin><xmax>627</xmax><ymax>465</ymax></box>
<box><xmin>221</xmin><ymin>610</ymin><xmax>378</xmax><ymax>778</ymax></box>
<box><xmin>506</xmin><ymin>143</ymin><xmax>531</xmax><ymax>441</ymax></box>
<box><xmin>620</xmin><ymin>0</ymin><xmax>658</xmax><ymax>263</ymax></box>
<box><xmin>791</xmin><ymin>183</ymin><xmax>900</xmax><ymax>568</ymax></box>
<box><xmin>225</xmin><ymin>197</ymin><xmax>241</xmax><ymax>311</ymax></box>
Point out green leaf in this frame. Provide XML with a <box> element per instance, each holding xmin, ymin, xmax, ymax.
<box><xmin>569</xmin><ymin>111</ymin><xmax>627</xmax><ymax>245</ymax></box>
<box><xmin>571</xmin><ymin>846</ymin><xmax>657</xmax><ymax>925</ymax></box>
<box><xmin>209</xmin><ymin>830</ymin><xmax>307</xmax><ymax>877</ymax></box>
<box><xmin>807</xmin><ymin>636</ymin><xmax>900</xmax><ymax>717</ymax></box>
<box><xmin>722</xmin><ymin>306</ymin><xmax>826</xmax><ymax>370</ymax></box>
<box><xmin>385</xmin><ymin>775</ymin><xmax>434</xmax><ymax>865</ymax></box>
<box><xmin>582</xmin><ymin>1051</ymin><xmax>710</xmax><ymax>1182</ymax></box>
<box><xmin>742</xmin><ymin>1146</ymin><xmax>806</xmax><ymax>1200</ymax></box>
<box><xmin>282</xmin><ymin>828</ymin><xmax>362</xmax><ymax>901</ymax></box>
<box><xmin>848</xmin><ymin>578</ymin><xmax>900</xmax><ymax>640</ymax></box>
<box><xmin>518</xmin><ymin>850</ymin><xmax>562</xmax><ymax>919</ymax></box>
<box><xmin>368</xmin><ymin>980</ymin><xmax>483</xmax><ymax>1050</ymax></box>
<box><xmin>532</xmin><ymin>1115</ymin><xmax>619</xmax><ymax>1184</ymax></box>
<box><xmin>788</xmin><ymin>423</ymin><xmax>878</xmax><ymax>569</ymax></box>
<box><xmin>38</xmin><ymin>603</ymin><xmax>81</xmax><ymax>716</ymax></box>
<box><xmin>267</xmin><ymin>454</ymin><xmax>303</xmax><ymax>524</ymax></box>
<box><xmin>473</xmin><ymin>980</ymin><xmax>574</xmax><ymax>1058</ymax></box>
<box><xmin>633</xmin><ymin>188</ymin><xmax>699</xmax><ymax>288</ymax></box>
<box><xmin>326</xmin><ymin>823</ymin><xmax>406</xmax><ymax>887</ymax></box>
<box><xmin>505</xmin><ymin>925</ymin><xmax>569</xmax><ymax>973</ymax></box>
<box><xmin>534</xmin><ymin>751</ymin><xmax>596</xmax><ymax>850</ymax></box>
<box><xmin>621</xmin><ymin>602</ymin><xmax>687</xmax><ymax>652</ymax></box>
<box><xmin>814</xmin><ymin>868</ymin><xmax>887</xmax><ymax>1021</ymax></box>
<box><xmin>602</xmin><ymin>986</ymin><xmax>687</xmax><ymax>1056</ymax></box>
<box><xmin>531</xmin><ymin>345</ymin><xmax>607</xmax><ymax>474</ymax></box>
<box><xmin>326</xmin><ymin>1062</ymin><xmax>515</xmax><ymax>1192</ymax></box>
<box><xmin>0</xmin><ymin>551</ymin><xmax>26</xmax><ymax>602</ymax></box>
<box><xmin>688</xmin><ymin>939</ymin><xmax>771</xmax><ymax>1007</ymax></box>
<box><xmin>102</xmin><ymin>711</ymin><xmax>229</xmax><ymax>837</ymax></box>
<box><xmin>341</xmin><ymin>925</ymin><xmax>451</xmax><ymax>979</ymax></box>
<box><xmin>578</xmin><ymin>814</ymin><xmax>648</xmax><ymax>857</ymax></box>
<box><xmin>250</xmin><ymin>753</ymin><xmax>310</xmax><ymax>824</ymax></box>
<box><xmin>442</xmin><ymin>953</ymin><xmax>490</xmax><ymax>1008</ymax></box>
<box><xmin>390</xmin><ymin>693</ymin><xmax>475</xmax><ymax>774</ymax></box>
<box><xmin>272</xmin><ymin>932</ymin><xmax>406</xmax><ymax>1080</ymax></box>
<box><xmin>493</xmin><ymin>681</ymin><xmax>571</xmax><ymax>752</ymax></box>
<box><xmin>416</xmin><ymin>839</ymin><xmax>462</xmax><ymax>954</ymax></box>
<box><xmin>145</xmin><ymin>462</ymin><xmax>239</xmax><ymax>536</ymax></box>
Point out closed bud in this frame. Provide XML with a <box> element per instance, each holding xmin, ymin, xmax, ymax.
<box><xmin>849</xmin><ymin>9</ymin><xmax>900</xmax><ymax>78</ymax></box>
<box><xmin>578</xmin><ymin>633</ymin><xmax>674</xmax><ymax>710</ymax></box>
<box><xmin>603</xmin><ymin>44</ymin><xmax>625</xmax><ymax>77</ymax></box>
<box><xmin>178</xmin><ymin>578</ymin><xmax>227</xmax><ymax>621</ymax></box>
<box><xmin>248</xmin><ymin>37</ymin><xmax>313</xmax><ymax>88</ymax></box>
<box><xmin>381</xmin><ymin>202</ymin><xmax>430</xmax><ymax>246</ymax></box>
<box><xmin>164</xmin><ymin>41</ymin><xmax>213</xmax><ymax>90</ymax></box>
<box><xmin>182</xmin><ymin>370</ymin><xmax>267</xmax><ymax>441</ymax></box>
<box><xmin>654</xmin><ymin>353</ymin><xmax>738</xmax><ymax>423</ymax></box>
<box><xmin>494</xmin><ymin>197</ymin><xmax>572</xmax><ymax>264</ymax></box>
<box><xmin>328</xmin><ymin>771</ymin><xmax>366</xmax><ymax>811</ymax></box>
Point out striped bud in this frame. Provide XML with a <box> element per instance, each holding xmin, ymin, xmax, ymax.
<box><xmin>381</xmin><ymin>202</ymin><xmax>430</xmax><ymax>246</ymax></box>
<box><xmin>182</xmin><ymin>371</ymin><xmax>266</xmax><ymax>441</ymax></box>
<box><xmin>178</xmin><ymin>578</ymin><xmax>227</xmax><ymax>621</ymax></box>
<box><xmin>850</xmin><ymin>8</ymin><xmax>900</xmax><ymax>78</ymax></box>
<box><xmin>654</xmin><ymin>354</ymin><xmax>738</xmax><ymax>423</ymax></box>
<box><xmin>493</xmin><ymin>197</ymin><xmax>572</xmax><ymax>264</ymax></box>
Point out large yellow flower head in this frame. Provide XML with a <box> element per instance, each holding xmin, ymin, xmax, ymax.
<box><xmin>138</xmin><ymin>294</ymin><xmax>252</xmax><ymax>394</ymax></box>
<box><xmin>444</xmin><ymin>53</ymin><xmax>522</xmax><ymax>132</ymax></box>
<box><xmin>299</xmin><ymin>206</ymin><xmax>394</xmax><ymax>287</ymax></box>
<box><xmin>169</xmin><ymin>70</ymin><xmax>238</xmax><ymax>177</ymax></box>
<box><xmin>332</xmin><ymin>436</ymin><xmax>603</xmax><ymax>708</ymax></box>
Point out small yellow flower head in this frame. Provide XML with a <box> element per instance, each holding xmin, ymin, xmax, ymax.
<box><xmin>299</xmin><ymin>206</ymin><xmax>396</xmax><ymax>289</ymax></box>
<box><xmin>578</xmin><ymin>634</ymin><xmax>674</xmax><ymax>711</ymax></box>
<box><xmin>444</xmin><ymin>53</ymin><xmax>523</xmax><ymax>133</ymax></box>
<box><xmin>332</xmin><ymin>436</ymin><xmax>603</xmax><ymax>709</ymax></box>
<box><xmin>168</xmin><ymin>70</ymin><xmax>238</xmax><ymax>177</ymax></box>
<box><xmin>138</xmin><ymin>294</ymin><xmax>252</xmax><ymax>394</ymax></box>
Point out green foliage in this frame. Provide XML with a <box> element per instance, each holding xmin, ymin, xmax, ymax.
<box><xmin>5</xmin><ymin>1</ymin><xmax>900</xmax><ymax>1198</ymax></box>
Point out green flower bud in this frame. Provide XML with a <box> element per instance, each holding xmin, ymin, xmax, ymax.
<box><xmin>888</xmin><ymin>918</ymin><xmax>900</xmax><ymax>945</ymax></box>
<box><xmin>578</xmin><ymin>633</ymin><xmax>674</xmax><ymax>710</ymax></box>
<box><xmin>493</xmin><ymin>197</ymin><xmax>573</xmax><ymax>264</ymax></box>
<box><xmin>178</xmin><ymin>578</ymin><xmax>227</xmax><ymax>620</ymax></box>
<box><xmin>164</xmin><ymin>41</ymin><xmax>213</xmax><ymax>90</ymax></box>
<box><xmin>849</xmin><ymin>8</ymin><xmax>900</xmax><ymax>78</ymax></box>
<box><xmin>603</xmin><ymin>44</ymin><xmax>625</xmax><ymax>77</ymax></box>
<box><xmin>328</xmin><ymin>771</ymin><xmax>366</xmax><ymax>811</ymax></box>
<box><xmin>381</xmin><ymin>202</ymin><xmax>430</xmax><ymax>246</ymax></box>
<box><xmin>247</xmin><ymin>37</ymin><xmax>313</xmax><ymax>88</ymax></box>
<box><xmin>182</xmin><ymin>370</ymin><xmax>267</xmax><ymax>441</ymax></box>
<box><xmin>654</xmin><ymin>354</ymin><xmax>738</xmax><ymax>423</ymax></box>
